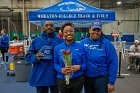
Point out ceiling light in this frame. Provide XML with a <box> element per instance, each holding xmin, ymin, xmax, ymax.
<box><xmin>117</xmin><ymin>1</ymin><xmax>122</xmax><ymax>5</ymax></box>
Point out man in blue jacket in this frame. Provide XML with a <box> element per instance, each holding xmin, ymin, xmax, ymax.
<box><xmin>80</xmin><ymin>19</ymin><xmax>118</xmax><ymax>93</ymax></box>
<box><xmin>0</xmin><ymin>29</ymin><xmax>9</xmax><ymax>65</ymax></box>
<box><xmin>26</xmin><ymin>21</ymin><xmax>63</xmax><ymax>93</ymax></box>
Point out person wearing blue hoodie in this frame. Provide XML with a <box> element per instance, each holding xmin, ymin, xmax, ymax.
<box><xmin>0</xmin><ymin>29</ymin><xmax>9</xmax><ymax>65</ymax></box>
<box><xmin>54</xmin><ymin>22</ymin><xmax>86</xmax><ymax>93</ymax></box>
<box><xmin>25</xmin><ymin>21</ymin><xmax>63</xmax><ymax>93</ymax></box>
<box><xmin>80</xmin><ymin>19</ymin><xmax>118</xmax><ymax>93</ymax></box>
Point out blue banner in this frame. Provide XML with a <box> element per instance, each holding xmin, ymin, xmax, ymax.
<box><xmin>29</xmin><ymin>0</ymin><xmax>115</xmax><ymax>22</ymax></box>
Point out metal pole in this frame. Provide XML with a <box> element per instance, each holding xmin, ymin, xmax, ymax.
<box><xmin>22</xmin><ymin>0</ymin><xmax>25</xmax><ymax>35</ymax></box>
<box><xmin>28</xmin><ymin>22</ymin><xmax>31</xmax><ymax>46</ymax></box>
<box><xmin>29</xmin><ymin>22</ymin><xmax>30</xmax><ymax>39</ymax></box>
<box><xmin>117</xmin><ymin>51</ymin><xmax>124</xmax><ymax>78</ymax></box>
<box><xmin>8</xmin><ymin>18</ymin><xmax>10</xmax><ymax>40</ymax></box>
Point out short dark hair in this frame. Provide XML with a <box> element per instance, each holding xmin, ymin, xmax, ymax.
<box><xmin>61</xmin><ymin>22</ymin><xmax>75</xmax><ymax>33</ymax></box>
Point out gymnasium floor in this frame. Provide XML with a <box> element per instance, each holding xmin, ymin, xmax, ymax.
<box><xmin>0</xmin><ymin>50</ymin><xmax>140</xmax><ymax>93</ymax></box>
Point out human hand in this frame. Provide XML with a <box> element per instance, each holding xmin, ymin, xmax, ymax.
<box><xmin>61</xmin><ymin>66</ymin><xmax>73</xmax><ymax>75</ymax></box>
<box><xmin>108</xmin><ymin>84</ymin><xmax>115</xmax><ymax>92</ymax></box>
<box><xmin>72</xmin><ymin>65</ymin><xmax>81</xmax><ymax>72</ymax></box>
<box><xmin>36</xmin><ymin>52</ymin><xmax>44</xmax><ymax>60</ymax></box>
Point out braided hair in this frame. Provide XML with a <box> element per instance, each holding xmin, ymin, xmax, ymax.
<box><xmin>98</xmin><ymin>31</ymin><xmax>104</xmax><ymax>48</ymax></box>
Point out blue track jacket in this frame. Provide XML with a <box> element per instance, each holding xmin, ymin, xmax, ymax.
<box><xmin>25</xmin><ymin>32</ymin><xmax>63</xmax><ymax>86</ymax></box>
<box><xmin>0</xmin><ymin>34</ymin><xmax>9</xmax><ymax>47</ymax></box>
<box><xmin>54</xmin><ymin>41</ymin><xmax>86</xmax><ymax>79</ymax></box>
<box><xmin>80</xmin><ymin>37</ymin><xmax>118</xmax><ymax>85</ymax></box>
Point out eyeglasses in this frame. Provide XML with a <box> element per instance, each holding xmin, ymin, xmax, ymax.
<box><xmin>63</xmin><ymin>30</ymin><xmax>74</xmax><ymax>33</ymax></box>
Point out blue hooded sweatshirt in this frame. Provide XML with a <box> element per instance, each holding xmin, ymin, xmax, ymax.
<box><xmin>54</xmin><ymin>41</ymin><xmax>86</xmax><ymax>79</ymax></box>
<box><xmin>80</xmin><ymin>37</ymin><xmax>118</xmax><ymax>85</ymax></box>
<box><xmin>25</xmin><ymin>32</ymin><xmax>63</xmax><ymax>86</ymax></box>
<box><xmin>0</xmin><ymin>34</ymin><xmax>9</xmax><ymax>47</ymax></box>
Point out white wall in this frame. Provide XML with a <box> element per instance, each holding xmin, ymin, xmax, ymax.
<box><xmin>103</xmin><ymin>8</ymin><xmax>139</xmax><ymax>40</ymax></box>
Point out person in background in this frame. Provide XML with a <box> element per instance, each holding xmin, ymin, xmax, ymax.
<box><xmin>24</xmin><ymin>34</ymin><xmax>28</xmax><ymax>40</ymax></box>
<box><xmin>31</xmin><ymin>34</ymin><xmax>39</xmax><ymax>39</ymax></box>
<box><xmin>31</xmin><ymin>34</ymin><xmax>36</xmax><ymax>40</ymax></box>
<box><xmin>12</xmin><ymin>34</ymin><xmax>21</xmax><ymax>40</ymax></box>
<box><xmin>127</xmin><ymin>40</ymin><xmax>140</xmax><ymax>70</ymax></box>
<box><xmin>80</xmin><ymin>34</ymin><xmax>85</xmax><ymax>40</ymax></box>
<box><xmin>54</xmin><ymin>22</ymin><xmax>86</xmax><ymax>93</ymax></box>
<box><xmin>24</xmin><ymin>34</ymin><xmax>29</xmax><ymax>45</ymax></box>
<box><xmin>0</xmin><ymin>29</ymin><xmax>9</xmax><ymax>65</ymax></box>
<box><xmin>35</xmin><ymin>34</ymin><xmax>39</xmax><ymax>37</ymax></box>
<box><xmin>57</xmin><ymin>30</ymin><xmax>63</xmax><ymax>38</ymax></box>
<box><xmin>25</xmin><ymin>21</ymin><xmax>63</xmax><ymax>93</ymax></box>
<box><xmin>80</xmin><ymin>19</ymin><xmax>118</xmax><ymax>93</ymax></box>
<box><xmin>86</xmin><ymin>32</ymin><xmax>90</xmax><ymax>37</ymax></box>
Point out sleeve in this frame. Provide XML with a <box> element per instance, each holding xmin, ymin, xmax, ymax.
<box><xmin>54</xmin><ymin>47</ymin><xmax>63</xmax><ymax>73</ymax></box>
<box><xmin>80</xmin><ymin>54</ymin><xmax>86</xmax><ymax>71</ymax></box>
<box><xmin>79</xmin><ymin>39</ymin><xmax>84</xmax><ymax>45</ymax></box>
<box><xmin>58</xmin><ymin>37</ymin><xmax>64</xmax><ymax>44</ymax></box>
<box><xmin>80</xmin><ymin>45</ymin><xmax>86</xmax><ymax>71</ymax></box>
<box><xmin>25</xmin><ymin>40</ymin><xmax>39</xmax><ymax>64</ymax></box>
<box><xmin>138</xmin><ymin>46</ymin><xmax>140</xmax><ymax>51</ymax></box>
<box><xmin>106</xmin><ymin>42</ymin><xmax>118</xmax><ymax>85</ymax></box>
<box><xmin>1</xmin><ymin>35</ymin><xmax>9</xmax><ymax>44</ymax></box>
<box><xmin>129</xmin><ymin>45</ymin><xmax>134</xmax><ymax>51</ymax></box>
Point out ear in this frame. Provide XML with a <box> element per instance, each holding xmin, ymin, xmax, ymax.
<box><xmin>89</xmin><ymin>28</ymin><xmax>92</xmax><ymax>33</ymax></box>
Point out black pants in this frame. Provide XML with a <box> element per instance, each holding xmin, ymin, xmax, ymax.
<box><xmin>36</xmin><ymin>85</ymin><xmax>58</xmax><ymax>93</ymax></box>
<box><xmin>1</xmin><ymin>47</ymin><xmax>9</xmax><ymax>62</ymax></box>
<box><xmin>84</xmin><ymin>75</ymin><xmax>108</xmax><ymax>93</ymax></box>
<box><xmin>57</xmin><ymin>75</ymin><xmax>84</xmax><ymax>93</ymax></box>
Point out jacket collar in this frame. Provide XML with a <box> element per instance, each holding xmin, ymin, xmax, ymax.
<box><xmin>63</xmin><ymin>40</ymin><xmax>76</xmax><ymax>47</ymax></box>
<box><xmin>42</xmin><ymin>31</ymin><xmax>55</xmax><ymax>38</ymax></box>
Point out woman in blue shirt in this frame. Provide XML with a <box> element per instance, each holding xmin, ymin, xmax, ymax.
<box><xmin>54</xmin><ymin>22</ymin><xmax>86</xmax><ymax>93</ymax></box>
<box><xmin>80</xmin><ymin>19</ymin><xmax>118</xmax><ymax>93</ymax></box>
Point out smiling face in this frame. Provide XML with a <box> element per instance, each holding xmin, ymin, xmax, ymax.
<box><xmin>63</xmin><ymin>25</ymin><xmax>75</xmax><ymax>44</ymax></box>
<box><xmin>89</xmin><ymin>28</ymin><xmax>101</xmax><ymax>40</ymax></box>
<box><xmin>44</xmin><ymin>21</ymin><xmax>54</xmax><ymax>34</ymax></box>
